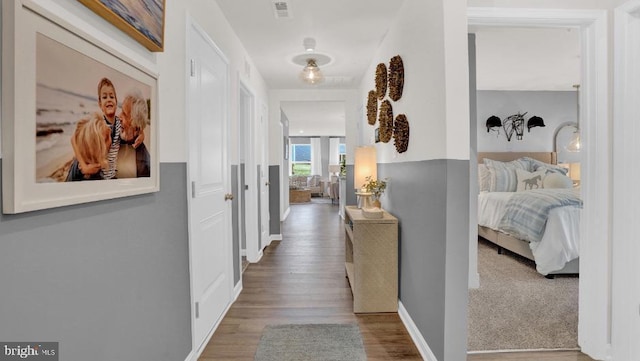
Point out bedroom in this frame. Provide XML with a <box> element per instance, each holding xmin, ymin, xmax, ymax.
<box><xmin>467</xmin><ymin>24</ymin><xmax>584</xmax><ymax>353</ymax></box>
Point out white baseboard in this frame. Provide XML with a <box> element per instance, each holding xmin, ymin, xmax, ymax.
<box><xmin>398</xmin><ymin>300</ymin><xmax>438</xmax><ymax>361</ymax></box>
<box><xmin>269</xmin><ymin>234</ymin><xmax>282</xmax><ymax>242</ymax></box>
<box><xmin>282</xmin><ymin>207</ymin><xmax>290</xmax><ymax>221</ymax></box>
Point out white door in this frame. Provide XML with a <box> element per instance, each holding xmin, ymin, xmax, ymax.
<box><xmin>187</xmin><ymin>19</ymin><xmax>232</xmax><ymax>350</ymax></box>
<box><xmin>259</xmin><ymin>103</ymin><xmax>270</xmax><ymax>248</ymax></box>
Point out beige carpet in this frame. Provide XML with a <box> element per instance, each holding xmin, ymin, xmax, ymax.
<box><xmin>468</xmin><ymin>238</ymin><xmax>579</xmax><ymax>351</ymax></box>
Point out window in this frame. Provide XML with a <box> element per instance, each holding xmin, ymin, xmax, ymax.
<box><xmin>339</xmin><ymin>143</ymin><xmax>346</xmax><ymax>155</ymax></box>
<box><xmin>291</xmin><ymin>144</ymin><xmax>311</xmax><ymax>175</ymax></box>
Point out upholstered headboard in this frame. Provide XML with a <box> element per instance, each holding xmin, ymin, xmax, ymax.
<box><xmin>477</xmin><ymin>152</ymin><xmax>557</xmax><ymax>165</ymax></box>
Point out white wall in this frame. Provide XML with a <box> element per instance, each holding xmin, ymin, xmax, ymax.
<box><xmin>159</xmin><ymin>0</ymin><xmax>268</xmax><ymax>164</ymax></box>
<box><xmin>359</xmin><ymin>0</ymin><xmax>469</xmax><ymax>164</ymax></box>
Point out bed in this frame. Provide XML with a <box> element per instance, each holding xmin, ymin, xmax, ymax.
<box><xmin>477</xmin><ymin>152</ymin><xmax>581</xmax><ymax>277</ymax></box>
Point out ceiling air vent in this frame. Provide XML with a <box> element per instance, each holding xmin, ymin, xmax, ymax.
<box><xmin>272</xmin><ymin>1</ymin><xmax>292</xmax><ymax>19</ymax></box>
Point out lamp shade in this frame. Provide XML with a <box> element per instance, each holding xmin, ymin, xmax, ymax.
<box><xmin>354</xmin><ymin>146</ymin><xmax>377</xmax><ymax>190</ymax></box>
<box><xmin>328</xmin><ymin>164</ymin><xmax>340</xmax><ymax>174</ymax></box>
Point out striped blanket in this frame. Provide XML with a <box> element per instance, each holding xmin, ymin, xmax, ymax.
<box><xmin>498</xmin><ymin>189</ymin><xmax>582</xmax><ymax>243</ymax></box>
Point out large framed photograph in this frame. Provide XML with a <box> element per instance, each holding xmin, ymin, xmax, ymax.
<box><xmin>2</xmin><ymin>1</ymin><xmax>159</xmax><ymax>213</ymax></box>
<box><xmin>78</xmin><ymin>0</ymin><xmax>166</xmax><ymax>52</ymax></box>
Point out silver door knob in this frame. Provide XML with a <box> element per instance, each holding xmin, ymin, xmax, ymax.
<box><xmin>224</xmin><ymin>193</ymin><xmax>234</xmax><ymax>201</ymax></box>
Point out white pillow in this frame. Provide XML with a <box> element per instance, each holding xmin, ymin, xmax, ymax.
<box><xmin>483</xmin><ymin>158</ymin><xmax>530</xmax><ymax>172</ymax></box>
<box><xmin>543</xmin><ymin>173</ymin><xmax>573</xmax><ymax>189</ymax></box>
<box><xmin>515</xmin><ymin>169</ymin><xmax>546</xmax><ymax>191</ymax></box>
<box><xmin>478</xmin><ymin>164</ymin><xmax>491</xmax><ymax>192</ymax></box>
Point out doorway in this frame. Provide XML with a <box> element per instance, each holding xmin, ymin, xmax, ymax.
<box><xmin>467</xmin><ymin>8</ymin><xmax>610</xmax><ymax>360</ymax></box>
<box><xmin>186</xmin><ymin>17</ymin><xmax>233</xmax><ymax>354</ymax></box>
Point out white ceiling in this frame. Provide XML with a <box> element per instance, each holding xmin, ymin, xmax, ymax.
<box><xmin>213</xmin><ymin>2</ymin><xmax>582</xmax><ymax>136</ymax></box>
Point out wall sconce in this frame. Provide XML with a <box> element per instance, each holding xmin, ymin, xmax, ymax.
<box><xmin>354</xmin><ymin>146</ymin><xmax>377</xmax><ymax>209</ymax></box>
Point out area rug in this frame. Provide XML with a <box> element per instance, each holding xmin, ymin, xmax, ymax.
<box><xmin>254</xmin><ymin>323</ymin><xmax>367</xmax><ymax>361</ymax></box>
<box><xmin>468</xmin><ymin>238</ymin><xmax>579</xmax><ymax>351</ymax></box>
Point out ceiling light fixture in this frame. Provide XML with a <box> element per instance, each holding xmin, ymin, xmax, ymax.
<box><xmin>300</xmin><ymin>58</ymin><xmax>324</xmax><ymax>84</ymax></box>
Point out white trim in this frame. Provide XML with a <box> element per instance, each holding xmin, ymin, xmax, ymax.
<box><xmin>398</xmin><ymin>301</ymin><xmax>437</xmax><ymax>361</ymax></box>
<box><xmin>282</xmin><ymin>206</ymin><xmax>291</xmax><ymax>221</ymax></box>
<box><xmin>468</xmin><ymin>348</ymin><xmax>580</xmax><ymax>355</ymax></box>
<box><xmin>612</xmin><ymin>2</ymin><xmax>640</xmax><ymax>361</ymax></box>
<box><xmin>468</xmin><ymin>8</ymin><xmax>610</xmax><ymax>361</ymax></box>
<box><xmin>270</xmin><ymin>234</ymin><xmax>283</xmax><ymax>242</ymax></box>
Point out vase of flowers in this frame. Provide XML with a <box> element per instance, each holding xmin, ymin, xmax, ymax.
<box><xmin>363</xmin><ymin>176</ymin><xmax>388</xmax><ymax>208</ymax></box>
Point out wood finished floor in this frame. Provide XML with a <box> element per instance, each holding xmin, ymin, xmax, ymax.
<box><xmin>199</xmin><ymin>202</ymin><xmax>594</xmax><ymax>361</ymax></box>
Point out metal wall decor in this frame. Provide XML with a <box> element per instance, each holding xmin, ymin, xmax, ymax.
<box><xmin>388</xmin><ymin>55</ymin><xmax>404</xmax><ymax>101</ymax></box>
<box><xmin>367</xmin><ymin>90</ymin><xmax>377</xmax><ymax>125</ymax></box>
<box><xmin>378</xmin><ymin>100</ymin><xmax>394</xmax><ymax>143</ymax></box>
<box><xmin>375</xmin><ymin>63</ymin><xmax>388</xmax><ymax>100</ymax></box>
<box><xmin>503</xmin><ymin>112</ymin><xmax>527</xmax><ymax>141</ymax></box>
<box><xmin>393</xmin><ymin>114</ymin><xmax>409</xmax><ymax>153</ymax></box>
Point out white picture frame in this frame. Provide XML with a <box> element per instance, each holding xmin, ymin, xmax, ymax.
<box><xmin>2</xmin><ymin>1</ymin><xmax>159</xmax><ymax>213</ymax></box>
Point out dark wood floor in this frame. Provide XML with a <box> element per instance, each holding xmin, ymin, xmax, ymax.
<box><xmin>199</xmin><ymin>201</ymin><xmax>594</xmax><ymax>361</ymax></box>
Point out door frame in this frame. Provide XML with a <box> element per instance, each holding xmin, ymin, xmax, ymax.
<box><xmin>238</xmin><ymin>78</ymin><xmax>262</xmax><ymax>263</ymax></box>
<box><xmin>258</xmin><ymin>101</ymin><xmax>271</xmax><ymax>249</ymax></box>
<box><xmin>185</xmin><ymin>14</ymin><xmax>234</xmax><ymax>357</ymax></box>
<box><xmin>468</xmin><ymin>7</ymin><xmax>610</xmax><ymax>360</ymax></box>
<box><xmin>612</xmin><ymin>2</ymin><xmax>640</xmax><ymax>360</ymax></box>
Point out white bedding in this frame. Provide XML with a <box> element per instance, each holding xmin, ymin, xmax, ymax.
<box><xmin>478</xmin><ymin>191</ymin><xmax>581</xmax><ymax>275</ymax></box>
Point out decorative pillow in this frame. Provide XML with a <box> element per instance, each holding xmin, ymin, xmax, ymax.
<box><xmin>488</xmin><ymin>167</ymin><xmax>518</xmax><ymax>192</ymax></box>
<box><xmin>515</xmin><ymin>169</ymin><xmax>546</xmax><ymax>191</ymax></box>
<box><xmin>483</xmin><ymin>158</ymin><xmax>529</xmax><ymax>192</ymax></box>
<box><xmin>543</xmin><ymin>173</ymin><xmax>573</xmax><ymax>189</ymax></box>
<box><xmin>523</xmin><ymin>157</ymin><xmax>569</xmax><ymax>175</ymax></box>
<box><xmin>483</xmin><ymin>158</ymin><xmax>530</xmax><ymax>172</ymax></box>
<box><xmin>478</xmin><ymin>164</ymin><xmax>491</xmax><ymax>192</ymax></box>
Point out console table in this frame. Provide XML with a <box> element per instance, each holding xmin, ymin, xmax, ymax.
<box><xmin>344</xmin><ymin>206</ymin><xmax>398</xmax><ymax>313</ymax></box>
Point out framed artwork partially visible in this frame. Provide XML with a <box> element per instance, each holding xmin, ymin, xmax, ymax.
<box><xmin>2</xmin><ymin>1</ymin><xmax>159</xmax><ymax>213</ymax></box>
<box><xmin>78</xmin><ymin>0</ymin><xmax>166</xmax><ymax>52</ymax></box>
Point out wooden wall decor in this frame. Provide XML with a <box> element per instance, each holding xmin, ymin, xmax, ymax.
<box><xmin>379</xmin><ymin>100</ymin><xmax>394</xmax><ymax>143</ymax></box>
<box><xmin>375</xmin><ymin>63</ymin><xmax>388</xmax><ymax>100</ymax></box>
<box><xmin>367</xmin><ymin>90</ymin><xmax>378</xmax><ymax>125</ymax></box>
<box><xmin>393</xmin><ymin>114</ymin><xmax>410</xmax><ymax>153</ymax></box>
<box><xmin>388</xmin><ymin>55</ymin><xmax>404</xmax><ymax>101</ymax></box>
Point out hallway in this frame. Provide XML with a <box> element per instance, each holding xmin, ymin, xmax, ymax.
<box><xmin>199</xmin><ymin>202</ymin><xmax>422</xmax><ymax>360</ymax></box>
<box><xmin>199</xmin><ymin>202</ymin><xmax>594</xmax><ymax>360</ymax></box>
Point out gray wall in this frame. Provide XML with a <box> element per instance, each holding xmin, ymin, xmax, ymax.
<box><xmin>477</xmin><ymin>90</ymin><xmax>577</xmax><ymax>157</ymax></box>
<box><xmin>231</xmin><ymin>164</ymin><xmax>240</xmax><ymax>284</ymax></box>
<box><xmin>345</xmin><ymin>165</ymin><xmax>356</xmax><ymax>206</ymax></box>
<box><xmin>269</xmin><ymin>165</ymin><xmax>281</xmax><ymax>235</ymax></box>
<box><xmin>0</xmin><ymin>162</ymin><xmax>192</xmax><ymax>361</ymax></box>
<box><xmin>379</xmin><ymin>159</ymin><xmax>469</xmax><ymax>361</ymax></box>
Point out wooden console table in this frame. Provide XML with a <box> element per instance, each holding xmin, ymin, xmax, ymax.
<box><xmin>344</xmin><ymin>206</ymin><xmax>398</xmax><ymax>313</ymax></box>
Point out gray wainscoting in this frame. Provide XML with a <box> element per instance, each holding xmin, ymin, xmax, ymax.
<box><xmin>378</xmin><ymin>159</ymin><xmax>469</xmax><ymax>361</ymax></box>
<box><xmin>0</xmin><ymin>161</ymin><xmax>192</xmax><ymax>361</ymax></box>
<box><xmin>269</xmin><ymin>165</ymin><xmax>281</xmax><ymax>235</ymax></box>
<box><xmin>345</xmin><ymin>164</ymin><xmax>356</xmax><ymax>206</ymax></box>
